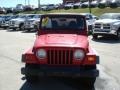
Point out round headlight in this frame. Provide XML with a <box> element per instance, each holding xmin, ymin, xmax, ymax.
<box><xmin>36</xmin><ymin>49</ymin><xmax>46</xmax><ymax>59</ymax></box>
<box><xmin>74</xmin><ymin>50</ymin><xmax>85</xmax><ymax>60</ymax></box>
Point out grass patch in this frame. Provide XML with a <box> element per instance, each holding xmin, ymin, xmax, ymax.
<box><xmin>22</xmin><ymin>7</ymin><xmax>120</xmax><ymax>16</ymax></box>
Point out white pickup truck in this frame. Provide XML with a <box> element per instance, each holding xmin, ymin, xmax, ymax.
<box><xmin>24</xmin><ymin>14</ymin><xmax>41</xmax><ymax>31</ymax></box>
<box><xmin>9</xmin><ymin>14</ymin><xmax>35</xmax><ymax>30</ymax></box>
<box><xmin>92</xmin><ymin>13</ymin><xmax>120</xmax><ymax>40</ymax></box>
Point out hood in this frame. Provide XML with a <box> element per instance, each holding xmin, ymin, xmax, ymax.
<box><xmin>10</xmin><ymin>18</ymin><xmax>25</xmax><ymax>22</ymax></box>
<box><xmin>26</xmin><ymin>18</ymin><xmax>39</xmax><ymax>22</ymax></box>
<box><xmin>95</xmin><ymin>19</ymin><xmax>120</xmax><ymax>24</ymax></box>
<box><xmin>34</xmin><ymin>34</ymin><xmax>88</xmax><ymax>50</ymax></box>
<box><xmin>28</xmin><ymin>18</ymin><xmax>38</xmax><ymax>21</ymax></box>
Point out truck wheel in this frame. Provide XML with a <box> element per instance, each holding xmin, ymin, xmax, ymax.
<box><xmin>27</xmin><ymin>29</ymin><xmax>31</xmax><ymax>32</ymax></box>
<box><xmin>25</xmin><ymin>64</ymin><xmax>39</xmax><ymax>83</ymax></box>
<box><xmin>19</xmin><ymin>24</ymin><xmax>24</xmax><ymax>30</ymax></box>
<box><xmin>116</xmin><ymin>30</ymin><xmax>120</xmax><ymax>40</ymax></box>
<box><xmin>25</xmin><ymin>74</ymin><xmax>39</xmax><ymax>83</ymax></box>
<box><xmin>92</xmin><ymin>34</ymin><xmax>98</xmax><ymax>40</ymax></box>
<box><xmin>80</xmin><ymin>77</ymin><xmax>96</xmax><ymax>89</ymax></box>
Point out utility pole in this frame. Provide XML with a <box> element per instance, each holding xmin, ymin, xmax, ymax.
<box><xmin>88</xmin><ymin>0</ymin><xmax>92</xmax><ymax>13</ymax></box>
<box><xmin>28</xmin><ymin>0</ymin><xmax>30</xmax><ymax>5</ymax></box>
<box><xmin>25</xmin><ymin>0</ymin><xmax>26</xmax><ymax>5</ymax></box>
<box><xmin>38</xmin><ymin>0</ymin><xmax>40</xmax><ymax>10</ymax></box>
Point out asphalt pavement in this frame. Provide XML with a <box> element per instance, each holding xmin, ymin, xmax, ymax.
<box><xmin>0</xmin><ymin>29</ymin><xmax>120</xmax><ymax>90</ymax></box>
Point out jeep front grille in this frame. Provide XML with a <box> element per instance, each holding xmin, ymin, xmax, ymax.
<box><xmin>47</xmin><ymin>49</ymin><xmax>73</xmax><ymax>65</ymax></box>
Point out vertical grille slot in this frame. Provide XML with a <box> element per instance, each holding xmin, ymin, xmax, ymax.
<box><xmin>47</xmin><ymin>49</ymin><xmax>73</xmax><ymax>65</ymax></box>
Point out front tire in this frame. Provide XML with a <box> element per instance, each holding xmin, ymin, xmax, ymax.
<box><xmin>79</xmin><ymin>77</ymin><xmax>96</xmax><ymax>89</ymax></box>
<box><xmin>19</xmin><ymin>24</ymin><xmax>24</xmax><ymax>30</ymax></box>
<box><xmin>25</xmin><ymin>74</ymin><xmax>39</xmax><ymax>83</ymax></box>
<box><xmin>25</xmin><ymin>64</ymin><xmax>39</xmax><ymax>83</ymax></box>
<box><xmin>92</xmin><ymin>34</ymin><xmax>98</xmax><ymax>40</ymax></box>
<box><xmin>115</xmin><ymin>30</ymin><xmax>120</xmax><ymax>40</ymax></box>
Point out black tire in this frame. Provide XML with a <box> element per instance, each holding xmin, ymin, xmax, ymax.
<box><xmin>27</xmin><ymin>29</ymin><xmax>31</xmax><ymax>32</ymax></box>
<box><xmin>92</xmin><ymin>34</ymin><xmax>98</xmax><ymax>39</ymax></box>
<box><xmin>25</xmin><ymin>74</ymin><xmax>39</xmax><ymax>83</ymax></box>
<box><xmin>116</xmin><ymin>30</ymin><xmax>120</xmax><ymax>40</ymax></box>
<box><xmin>19</xmin><ymin>23</ymin><xmax>24</xmax><ymax>30</ymax></box>
<box><xmin>25</xmin><ymin>64</ymin><xmax>39</xmax><ymax>83</ymax></box>
<box><xmin>79</xmin><ymin>77</ymin><xmax>96</xmax><ymax>88</ymax></box>
<box><xmin>98</xmin><ymin>3</ymin><xmax>106</xmax><ymax>8</ymax></box>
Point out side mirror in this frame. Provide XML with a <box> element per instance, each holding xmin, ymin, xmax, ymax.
<box><xmin>95</xmin><ymin>17</ymin><xmax>99</xmax><ymax>20</ymax></box>
<box><xmin>86</xmin><ymin>17</ymin><xmax>90</xmax><ymax>20</ymax></box>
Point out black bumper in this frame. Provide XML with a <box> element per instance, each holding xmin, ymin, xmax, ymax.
<box><xmin>21</xmin><ymin>65</ymin><xmax>99</xmax><ymax>77</ymax></box>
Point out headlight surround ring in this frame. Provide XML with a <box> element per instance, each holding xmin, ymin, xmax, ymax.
<box><xmin>36</xmin><ymin>49</ymin><xmax>46</xmax><ymax>59</ymax></box>
<box><xmin>74</xmin><ymin>49</ymin><xmax>85</xmax><ymax>60</ymax></box>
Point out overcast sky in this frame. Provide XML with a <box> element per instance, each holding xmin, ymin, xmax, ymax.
<box><xmin>0</xmin><ymin>0</ymin><xmax>63</xmax><ymax>7</ymax></box>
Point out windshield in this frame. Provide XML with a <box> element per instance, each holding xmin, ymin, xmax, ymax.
<box><xmin>33</xmin><ymin>15</ymin><xmax>40</xmax><ymax>18</ymax></box>
<box><xmin>99</xmin><ymin>14</ymin><xmax>120</xmax><ymax>20</ymax></box>
<box><xmin>19</xmin><ymin>15</ymin><xmax>26</xmax><ymax>18</ymax></box>
<box><xmin>40</xmin><ymin>15</ymin><xmax>85</xmax><ymax>30</ymax></box>
<box><xmin>27</xmin><ymin>15</ymin><xmax>35</xmax><ymax>19</ymax></box>
<box><xmin>12</xmin><ymin>15</ymin><xmax>19</xmax><ymax>19</ymax></box>
<box><xmin>18</xmin><ymin>15</ymin><xmax>35</xmax><ymax>19</ymax></box>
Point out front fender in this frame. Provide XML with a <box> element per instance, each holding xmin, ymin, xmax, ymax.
<box><xmin>22</xmin><ymin>48</ymin><xmax>38</xmax><ymax>63</ymax></box>
<box><xmin>83</xmin><ymin>46</ymin><xmax>99</xmax><ymax>65</ymax></box>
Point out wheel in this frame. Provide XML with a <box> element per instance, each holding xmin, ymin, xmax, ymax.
<box><xmin>92</xmin><ymin>34</ymin><xmax>98</xmax><ymax>39</ymax></box>
<box><xmin>27</xmin><ymin>29</ymin><xmax>31</xmax><ymax>32</ymax></box>
<box><xmin>25</xmin><ymin>64</ymin><xmax>39</xmax><ymax>83</ymax></box>
<box><xmin>115</xmin><ymin>30</ymin><xmax>120</xmax><ymax>40</ymax></box>
<box><xmin>79</xmin><ymin>77</ymin><xmax>96</xmax><ymax>88</ymax></box>
<box><xmin>25</xmin><ymin>74</ymin><xmax>39</xmax><ymax>83</ymax></box>
<box><xmin>19</xmin><ymin>24</ymin><xmax>24</xmax><ymax>30</ymax></box>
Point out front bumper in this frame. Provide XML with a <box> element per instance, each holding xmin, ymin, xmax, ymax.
<box><xmin>9</xmin><ymin>25</ymin><xmax>19</xmax><ymax>29</ymax></box>
<box><xmin>93</xmin><ymin>29</ymin><xmax>117</xmax><ymax>36</ymax></box>
<box><xmin>1</xmin><ymin>24</ymin><xmax>9</xmax><ymax>28</ymax></box>
<box><xmin>21</xmin><ymin>65</ymin><xmax>99</xmax><ymax>77</ymax></box>
<box><xmin>24</xmin><ymin>25</ymin><xmax>35</xmax><ymax>30</ymax></box>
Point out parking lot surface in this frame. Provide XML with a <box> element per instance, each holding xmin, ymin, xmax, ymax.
<box><xmin>0</xmin><ymin>29</ymin><xmax>120</xmax><ymax>90</ymax></box>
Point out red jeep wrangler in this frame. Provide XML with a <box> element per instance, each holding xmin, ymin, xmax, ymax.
<box><xmin>21</xmin><ymin>13</ymin><xmax>99</xmax><ymax>85</ymax></box>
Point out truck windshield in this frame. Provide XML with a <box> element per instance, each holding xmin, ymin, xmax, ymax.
<box><xmin>40</xmin><ymin>15</ymin><xmax>85</xmax><ymax>30</ymax></box>
<box><xmin>33</xmin><ymin>15</ymin><xmax>41</xmax><ymax>18</ymax></box>
<box><xmin>99</xmin><ymin>14</ymin><xmax>120</xmax><ymax>20</ymax></box>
